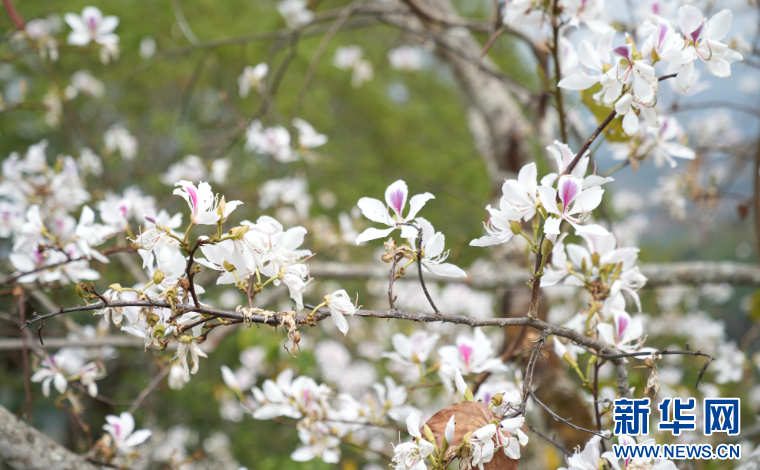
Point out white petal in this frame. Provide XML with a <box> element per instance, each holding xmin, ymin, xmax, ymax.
<box><xmin>355</xmin><ymin>227</ymin><xmax>395</xmax><ymax>245</ymax></box>
<box><xmin>558</xmin><ymin>72</ymin><xmax>600</xmax><ymax>90</ymax></box>
<box><xmin>407</xmin><ymin>412</ymin><xmax>421</xmax><ymax>438</ymax></box>
<box><xmin>406</xmin><ymin>193</ymin><xmax>435</xmax><ymax>220</ymax></box>
<box><xmin>708</xmin><ymin>10</ymin><xmax>732</xmax><ymax>42</ymax></box>
<box><xmin>357</xmin><ymin>197</ymin><xmax>390</xmax><ymax>224</ymax></box>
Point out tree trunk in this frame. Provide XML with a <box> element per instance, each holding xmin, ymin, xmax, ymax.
<box><xmin>0</xmin><ymin>404</ymin><xmax>99</xmax><ymax>470</ymax></box>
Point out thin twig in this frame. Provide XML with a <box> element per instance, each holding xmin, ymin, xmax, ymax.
<box><xmin>529</xmin><ymin>390</ymin><xmax>609</xmax><ymax>439</ymax></box>
<box><xmin>527</xmin><ymin>424</ymin><xmax>572</xmax><ymax>456</ymax></box>
<box><xmin>128</xmin><ymin>367</ymin><xmax>170</xmax><ymax>414</ymax></box>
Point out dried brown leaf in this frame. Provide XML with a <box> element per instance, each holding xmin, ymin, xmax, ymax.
<box><xmin>423</xmin><ymin>401</ymin><xmax>518</xmax><ymax>470</ymax></box>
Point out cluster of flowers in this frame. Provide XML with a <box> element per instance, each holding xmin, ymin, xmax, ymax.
<box><xmin>217</xmin><ymin>326</ymin><xmax>527</xmax><ymax>466</ymax></box>
<box><xmin>558</xmin><ymin>435</ymin><xmax>677</xmax><ymax>470</ymax></box>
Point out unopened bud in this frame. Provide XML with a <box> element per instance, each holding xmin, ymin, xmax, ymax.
<box><xmin>152</xmin><ymin>269</ymin><xmax>165</xmax><ymax>284</ymax></box>
<box><xmin>541</xmin><ymin>238</ymin><xmax>554</xmax><ymax>257</ymax></box>
<box><xmin>591</xmin><ymin>252</ymin><xmax>600</xmax><ymax>267</ymax></box>
<box><xmin>509</xmin><ymin>220</ymin><xmax>522</xmax><ymax>235</ymax></box>
<box><xmin>217</xmin><ymin>196</ymin><xmax>227</xmax><ymax>218</ymax></box>
<box><xmin>179</xmin><ymin>334</ymin><xmax>194</xmax><ymax>344</ymax></box>
<box><xmin>147</xmin><ymin>313</ymin><xmax>160</xmax><ymax>327</ymax></box>
<box><xmin>153</xmin><ymin>324</ymin><xmax>166</xmax><ymax>338</ymax></box>
<box><xmin>76</xmin><ymin>283</ymin><xmax>86</xmax><ymax>298</ymax></box>
<box><xmin>423</xmin><ymin>424</ymin><xmax>436</xmax><ymax>445</ymax></box>
<box><xmin>108</xmin><ymin>283</ymin><xmax>123</xmax><ymax>293</ymax></box>
<box><xmin>228</xmin><ymin>225</ymin><xmax>249</xmax><ymax>240</ymax></box>
<box><xmin>223</xmin><ymin>260</ymin><xmax>236</xmax><ymax>272</ymax></box>
<box><xmin>491</xmin><ymin>393</ymin><xmax>503</xmax><ymax>407</ymax></box>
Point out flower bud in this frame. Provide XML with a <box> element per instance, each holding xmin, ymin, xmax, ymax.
<box><xmin>223</xmin><ymin>260</ymin><xmax>236</xmax><ymax>272</ymax></box>
<box><xmin>152</xmin><ymin>269</ymin><xmax>165</xmax><ymax>284</ymax></box>
<box><xmin>227</xmin><ymin>225</ymin><xmax>249</xmax><ymax>240</ymax></box>
<box><xmin>510</xmin><ymin>220</ymin><xmax>522</xmax><ymax>235</ymax></box>
<box><xmin>153</xmin><ymin>324</ymin><xmax>166</xmax><ymax>338</ymax></box>
<box><xmin>217</xmin><ymin>196</ymin><xmax>227</xmax><ymax>218</ymax></box>
<box><xmin>423</xmin><ymin>424</ymin><xmax>436</xmax><ymax>446</ymax></box>
<box><xmin>491</xmin><ymin>393</ymin><xmax>503</xmax><ymax>407</ymax></box>
<box><xmin>76</xmin><ymin>283</ymin><xmax>86</xmax><ymax>298</ymax></box>
<box><xmin>591</xmin><ymin>252</ymin><xmax>600</xmax><ymax>267</ymax></box>
<box><xmin>147</xmin><ymin>313</ymin><xmax>160</xmax><ymax>327</ymax></box>
<box><xmin>541</xmin><ymin>238</ymin><xmax>554</xmax><ymax>257</ymax></box>
<box><xmin>109</xmin><ymin>283</ymin><xmax>123</xmax><ymax>293</ymax></box>
<box><xmin>179</xmin><ymin>334</ymin><xmax>194</xmax><ymax>344</ymax></box>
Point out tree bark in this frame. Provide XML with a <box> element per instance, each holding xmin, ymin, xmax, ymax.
<box><xmin>0</xmin><ymin>404</ymin><xmax>100</xmax><ymax>470</ymax></box>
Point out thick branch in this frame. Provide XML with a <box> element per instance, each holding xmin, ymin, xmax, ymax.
<box><xmin>22</xmin><ymin>299</ymin><xmax>633</xmax><ymax>398</ymax></box>
<box><xmin>0</xmin><ymin>403</ymin><xmax>100</xmax><ymax>470</ymax></box>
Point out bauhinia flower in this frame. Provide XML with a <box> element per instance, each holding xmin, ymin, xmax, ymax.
<box><xmin>174</xmin><ymin>180</ymin><xmax>241</xmax><ymax>226</ymax></box>
<box><xmin>438</xmin><ymin>329</ymin><xmax>509</xmax><ymax>393</ymax></box>
<box><xmin>676</xmin><ymin>5</ymin><xmax>743</xmax><ymax>79</ymax></box>
<box><xmin>356</xmin><ymin>180</ymin><xmax>434</xmax><ymax>244</ymax></box>
<box><xmin>238</xmin><ymin>63</ymin><xmax>268</xmax><ymax>97</ymax></box>
<box><xmin>558</xmin><ymin>435</ymin><xmax>602</xmax><ymax>470</ymax></box>
<box><xmin>30</xmin><ymin>356</ymin><xmax>68</xmax><ymax>397</ymax></box>
<box><xmin>381</xmin><ymin>331</ymin><xmax>440</xmax><ymax>366</ymax></box>
<box><xmin>496</xmin><ymin>416</ymin><xmax>529</xmax><ymax>459</ymax></box>
<box><xmin>102</xmin><ymin>412</ymin><xmax>152</xmax><ymax>454</ymax></box>
<box><xmin>413</xmin><ymin>218</ymin><xmax>466</xmax><ymax>278</ymax></box>
<box><xmin>293</xmin><ymin>118</ymin><xmax>328</xmax><ymax>151</ymax></box>
<box><xmin>324</xmin><ymin>289</ymin><xmax>356</xmax><ymax>335</ymax></box>
<box><xmin>470</xmin><ymin>162</ymin><xmax>539</xmax><ymax>247</ymax></box>
<box><xmin>64</xmin><ymin>7</ymin><xmax>119</xmax><ymax>47</ymax></box>
<box><xmin>597</xmin><ymin>310</ymin><xmax>645</xmax><ymax>354</ymax></box>
<box><xmin>468</xmin><ymin>424</ymin><xmax>497</xmax><ymax>469</ymax></box>
<box><xmin>392</xmin><ymin>413</ymin><xmax>436</xmax><ymax>470</ymax></box>
<box><xmin>176</xmin><ymin>338</ymin><xmax>208</xmax><ymax>379</ymax></box>
<box><xmin>537</xmin><ymin>175</ymin><xmax>607</xmax><ymax>236</ymax></box>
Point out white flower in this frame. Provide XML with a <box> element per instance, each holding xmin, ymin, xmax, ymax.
<box><xmin>438</xmin><ymin>329</ymin><xmax>508</xmax><ymax>393</ymax></box>
<box><xmin>139</xmin><ymin>36</ymin><xmax>156</xmax><ymax>59</ymax></box>
<box><xmin>174</xmin><ymin>180</ymin><xmax>241</xmax><ymax>226</ymax></box>
<box><xmin>538</xmin><ymin>175</ymin><xmax>607</xmax><ymax>236</ymax></box>
<box><xmin>245</xmin><ymin>120</ymin><xmax>296</xmax><ymax>163</ymax></box>
<box><xmin>277</xmin><ymin>0</ymin><xmax>314</xmax><ymax>27</ymax></box>
<box><xmin>293</xmin><ymin>118</ymin><xmax>328</xmax><ymax>150</ymax></box>
<box><xmin>279</xmin><ymin>264</ymin><xmax>310</xmax><ymax>310</ymax></box>
<box><xmin>103</xmin><ymin>124</ymin><xmax>137</xmax><ymax>160</ymax></box>
<box><xmin>103</xmin><ymin>412</ymin><xmax>152</xmax><ymax>454</ymax></box>
<box><xmin>388</xmin><ymin>46</ymin><xmax>424</xmax><ymax>72</ymax></box>
<box><xmin>469</xmin><ymin>424</ymin><xmax>496</xmax><ymax>470</ymax></box>
<box><xmin>597</xmin><ymin>310</ymin><xmax>645</xmax><ymax>354</ymax></box>
<box><xmin>356</xmin><ymin>180</ymin><xmax>434</xmax><ymax>244</ymax></box>
<box><xmin>94</xmin><ymin>289</ymin><xmax>124</xmax><ymax>326</ymax></box>
<box><xmin>176</xmin><ymin>341</ymin><xmax>208</xmax><ymax>379</ymax></box>
<box><xmin>221</xmin><ymin>365</ymin><xmax>241</xmax><ymax>391</ymax></box>
<box><xmin>325</xmin><ymin>289</ymin><xmax>356</xmax><ymax>335</ymax></box>
<box><xmin>333</xmin><ymin>46</ymin><xmax>364</xmax><ymax>70</ymax></box>
<box><xmin>497</xmin><ymin>417</ymin><xmax>529</xmax><ymax>459</ymax></box>
<box><xmin>238</xmin><ymin>63</ymin><xmax>268</xmax><ymax>97</ymax></box>
<box><xmin>676</xmin><ymin>6</ymin><xmax>743</xmax><ymax>79</ymax></box>
<box><xmin>168</xmin><ymin>364</ymin><xmax>190</xmax><ymax>390</ymax></box>
<box><xmin>31</xmin><ymin>356</ymin><xmax>69</xmax><ymax>397</ymax></box>
<box><xmin>64</xmin><ymin>7</ymin><xmax>119</xmax><ymax>47</ymax></box>
<box><xmin>560</xmin><ymin>435</ymin><xmax>601</xmax><ymax>470</ymax></box>
<box><xmin>470</xmin><ymin>162</ymin><xmax>538</xmax><ymax>247</ymax></box>
<box><xmin>413</xmin><ymin>218</ymin><xmax>466</xmax><ymax>277</ymax></box>
<box><xmin>290</xmin><ymin>422</ymin><xmax>341</xmax><ymax>464</ymax></box>
<box><xmin>65</xmin><ymin>70</ymin><xmax>105</xmax><ymax>99</ymax></box>
<box><xmin>381</xmin><ymin>331</ymin><xmax>440</xmax><ymax>366</ymax></box>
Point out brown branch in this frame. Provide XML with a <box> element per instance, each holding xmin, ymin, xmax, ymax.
<box><xmin>2</xmin><ymin>0</ymin><xmax>24</xmax><ymax>30</ymax></box>
<box><xmin>128</xmin><ymin>367</ymin><xmax>170</xmax><ymax>414</ymax></box>
<box><xmin>526</xmin><ymin>424</ymin><xmax>572</xmax><ymax>456</ymax></box>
